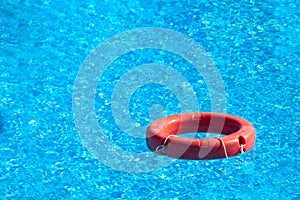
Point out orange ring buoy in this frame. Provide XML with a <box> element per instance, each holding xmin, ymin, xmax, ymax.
<box><xmin>146</xmin><ymin>112</ymin><xmax>255</xmax><ymax>160</ymax></box>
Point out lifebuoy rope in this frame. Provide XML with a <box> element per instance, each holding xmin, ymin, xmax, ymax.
<box><xmin>155</xmin><ymin>136</ymin><xmax>246</xmax><ymax>159</ymax></box>
<box><xmin>214</xmin><ymin>137</ymin><xmax>229</xmax><ymax>159</ymax></box>
<box><xmin>155</xmin><ymin>134</ymin><xmax>178</xmax><ymax>154</ymax></box>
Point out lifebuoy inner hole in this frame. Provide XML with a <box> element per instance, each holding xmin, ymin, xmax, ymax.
<box><xmin>180</xmin><ymin>132</ymin><xmax>226</xmax><ymax>139</ymax></box>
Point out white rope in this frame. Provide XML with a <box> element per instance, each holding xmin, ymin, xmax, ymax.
<box><xmin>155</xmin><ymin>135</ymin><xmax>245</xmax><ymax>158</ymax></box>
<box><xmin>155</xmin><ymin>134</ymin><xmax>178</xmax><ymax>154</ymax></box>
<box><xmin>240</xmin><ymin>144</ymin><xmax>245</xmax><ymax>153</ymax></box>
<box><xmin>214</xmin><ymin>137</ymin><xmax>228</xmax><ymax>158</ymax></box>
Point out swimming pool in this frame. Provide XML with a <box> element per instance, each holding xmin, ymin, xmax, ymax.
<box><xmin>1</xmin><ymin>0</ymin><xmax>299</xmax><ymax>199</ymax></box>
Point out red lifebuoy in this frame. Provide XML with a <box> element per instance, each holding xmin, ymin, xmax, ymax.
<box><xmin>146</xmin><ymin>112</ymin><xmax>255</xmax><ymax>160</ymax></box>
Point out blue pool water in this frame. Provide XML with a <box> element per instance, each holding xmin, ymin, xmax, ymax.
<box><xmin>1</xmin><ymin>0</ymin><xmax>299</xmax><ymax>199</ymax></box>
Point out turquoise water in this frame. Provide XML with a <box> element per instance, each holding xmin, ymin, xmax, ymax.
<box><xmin>1</xmin><ymin>0</ymin><xmax>299</xmax><ymax>199</ymax></box>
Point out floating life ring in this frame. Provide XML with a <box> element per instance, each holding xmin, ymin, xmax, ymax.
<box><xmin>146</xmin><ymin>112</ymin><xmax>255</xmax><ymax>160</ymax></box>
